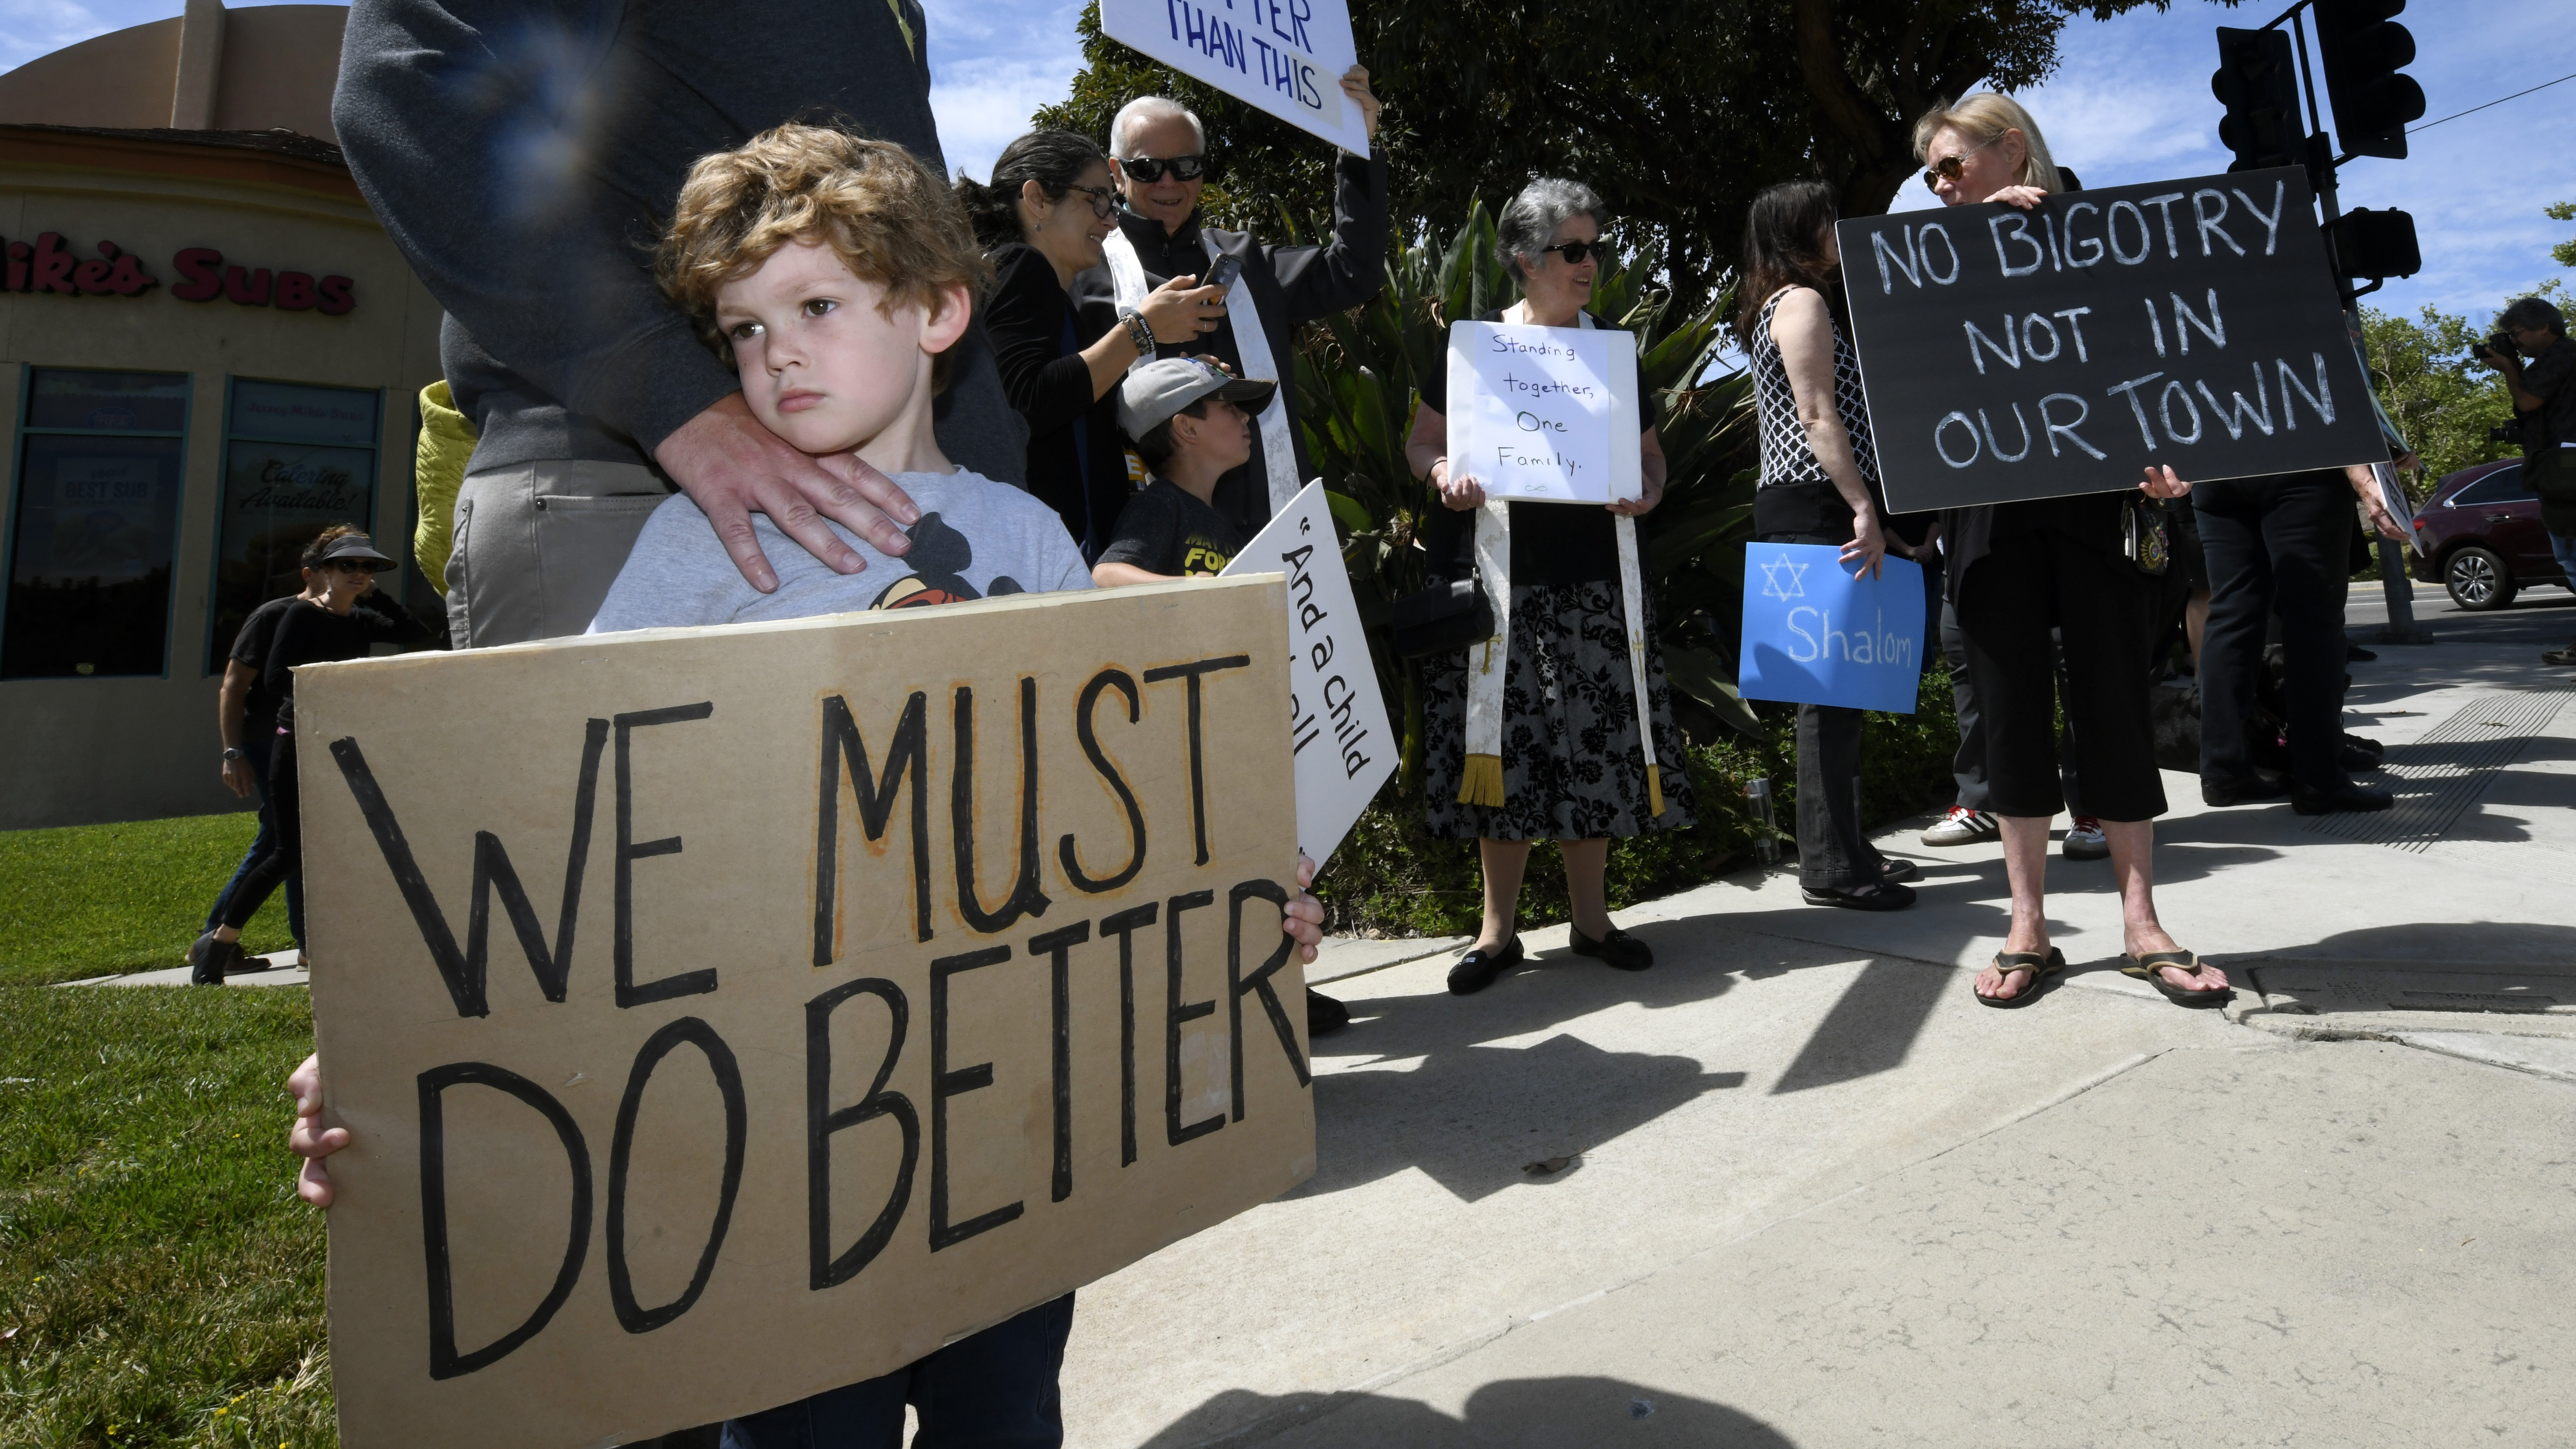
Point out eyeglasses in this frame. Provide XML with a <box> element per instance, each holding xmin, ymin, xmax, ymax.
<box><xmin>1536</xmin><ymin>240</ymin><xmax>1612</xmax><ymax>266</ymax></box>
<box><xmin>1922</xmin><ymin>133</ymin><xmax>2002</xmax><ymax>191</ymax></box>
<box><xmin>1064</xmin><ymin>183</ymin><xmax>1117</xmax><ymax>219</ymax></box>
<box><xmin>1119</xmin><ymin>153</ymin><xmax>1206</xmax><ymax>184</ymax></box>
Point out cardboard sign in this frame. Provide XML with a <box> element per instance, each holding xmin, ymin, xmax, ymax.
<box><xmin>1737</xmin><ymin>543</ymin><xmax>1925</xmax><ymax>714</ymax></box>
<box><xmin>296</xmin><ymin>580</ymin><xmax>1312</xmax><ymax>1449</ymax></box>
<box><xmin>1218</xmin><ymin>481</ymin><xmax>1394</xmax><ymax>867</ymax></box>
<box><xmin>1099</xmin><ymin>0</ymin><xmax>1369</xmax><ymax>155</ymax></box>
<box><xmin>1838</xmin><ymin>166</ymin><xmax>2385</xmax><ymax>513</ymax></box>
<box><xmin>1445</xmin><ymin>321</ymin><xmax>1644</xmax><ymax>505</ymax></box>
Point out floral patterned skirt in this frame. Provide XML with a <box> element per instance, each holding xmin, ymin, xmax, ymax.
<box><xmin>1422</xmin><ymin>580</ymin><xmax>1698</xmax><ymax>841</ymax></box>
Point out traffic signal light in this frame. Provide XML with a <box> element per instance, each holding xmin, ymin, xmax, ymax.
<box><xmin>2314</xmin><ymin>0</ymin><xmax>2425</xmax><ymax>159</ymax></box>
<box><xmin>2327</xmin><ymin>208</ymin><xmax>2422</xmax><ymax>285</ymax></box>
<box><xmin>2212</xmin><ymin>26</ymin><xmax>2303</xmax><ymax>172</ymax></box>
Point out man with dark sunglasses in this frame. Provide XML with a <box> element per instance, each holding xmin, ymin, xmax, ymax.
<box><xmin>1078</xmin><ymin>80</ymin><xmax>1389</xmax><ymax>540</ymax></box>
<box><xmin>1078</xmin><ymin>80</ymin><xmax>1385</xmax><ymax>1043</ymax></box>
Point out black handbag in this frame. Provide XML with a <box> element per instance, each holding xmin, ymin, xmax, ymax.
<box><xmin>1390</xmin><ymin>574</ymin><xmax>1496</xmax><ymax>659</ymax></box>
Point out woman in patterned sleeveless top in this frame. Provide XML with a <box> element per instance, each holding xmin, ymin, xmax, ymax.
<box><xmin>1737</xmin><ymin>180</ymin><xmax>1924</xmax><ymax>913</ymax></box>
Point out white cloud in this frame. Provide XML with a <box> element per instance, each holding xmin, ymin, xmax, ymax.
<box><xmin>922</xmin><ymin>0</ymin><xmax>1088</xmax><ymax>182</ymax></box>
<box><xmin>0</xmin><ymin>0</ymin><xmax>120</xmax><ymax>72</ymax></box>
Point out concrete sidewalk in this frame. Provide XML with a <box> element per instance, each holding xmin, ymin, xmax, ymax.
<box><xmin>1059</xmin><ymin>591</ymin><xmax>2576</xmax><ymax>1446</ymax></box>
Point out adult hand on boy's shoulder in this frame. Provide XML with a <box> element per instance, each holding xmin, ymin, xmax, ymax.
<box><xmin>656</xmin><ymin>393</ymin><xmax>924</xmax><ymax>593</ymax></box>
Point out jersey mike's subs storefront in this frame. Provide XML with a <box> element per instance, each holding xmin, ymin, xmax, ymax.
<box><xmin>0</xmin><ymin>123</ymin><xmax>442</xmax><ymax>829</ymax></box>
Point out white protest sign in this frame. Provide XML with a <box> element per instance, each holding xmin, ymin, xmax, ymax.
<box><xmin>1446</xmin><ymin>321</ymin><xmax>1643</xmax><ymax>505</ymax></box>
<box><xmin>1099</xmin><ymin>0</ymin><xmax>1369</xmax><ymax>156</ymax></box>
<box><xmin>1220</xmin><ymin>481</ymin><xmax>1394</xmax><ymax>867</ymax></box>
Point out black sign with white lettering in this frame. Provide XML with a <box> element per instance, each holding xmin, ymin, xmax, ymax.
<box><xmin>1836</xmin><ymin>166</ymin><xmax>2383</xmax><ymax>513</ymax></box>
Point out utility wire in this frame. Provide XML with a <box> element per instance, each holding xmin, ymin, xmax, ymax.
<box><xmin>2407</xmin><ymin>71</ymin><xmax>2576</xmax><ymax>134</ymax></box>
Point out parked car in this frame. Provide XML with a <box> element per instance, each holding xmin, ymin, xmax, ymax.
<box><xmin>2408</xmin><ymin>458</ymin><xmax>2571</xmax><ymax>610</ymax></box>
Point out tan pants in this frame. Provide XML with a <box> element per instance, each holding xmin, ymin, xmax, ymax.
<box><xmin>446</xmin><ymin>460</ymin><xmax>673</xmax><ymax>647</ymax></box>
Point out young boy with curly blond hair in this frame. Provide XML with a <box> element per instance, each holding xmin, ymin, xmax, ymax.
<box><xmin>588</xmin><ymin>124</ymin><xmax>1094</xmax><ymax>633</ymax></box>
<box><xmin>291</xmin><ymin>126</ymin><xmax>1325</xmax><ymax>1448</ymax></box>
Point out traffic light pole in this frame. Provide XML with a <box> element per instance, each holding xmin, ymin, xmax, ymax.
<box><xmin>2263</xmin><ymin>0</ymin><xmax>2432</xmax><ymax>643</ymax></box>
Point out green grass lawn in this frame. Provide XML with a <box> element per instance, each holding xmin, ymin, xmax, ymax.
<box><xmin>0</xmin><ymin>815</ymin><xmax>296</xmax><ymax>987</ymax></box>
<box><xmin>0</xmin><ymin>986</ymin><xmax>332</xmax><ymax>1448</ymax></box>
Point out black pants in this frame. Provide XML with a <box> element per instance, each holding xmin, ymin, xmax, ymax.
<box><xmin>1954</xmin><ymin>533</ymin><xmax>2166</xmax><ymax>820</ymax></box>
<box><xmin>1939</xmin><ymin>595</ymin><xmax>2085</xmax><ymax>815</ymax></box>
<box><xmin>222</xmin><ymin>728</ymin><xmax>301</xmax><ymax>936</ymax></box>
<box><xmin>1769</xmin><ymin>531</ymin><xmax>1887</xmax><ymax>889</ymax></box>
<box><xmin>721</xmin><ymin>1294</ymin><xmax>1072</xmax><ymax>1448</ymax></box>
<box><xmin>2195</xmin><ymin>471</ymin><xmax>2352</xmax><ymax>792</ymax></box>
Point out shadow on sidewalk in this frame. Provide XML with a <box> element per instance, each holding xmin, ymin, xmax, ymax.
<box><xmin>1137</xmin><ymin>1376</ymin><xmax>1798</xmax><ymax>1448</ymax></box>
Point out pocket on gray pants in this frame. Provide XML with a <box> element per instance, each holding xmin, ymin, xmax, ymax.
<box><xmin>532</xmin><ymin>492</ymin><xmax>668</xmax><ymax>639</ymax></box>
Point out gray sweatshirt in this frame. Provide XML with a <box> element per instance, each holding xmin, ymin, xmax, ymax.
<box><xmin>333</xmin><ymin>0</ymin><xmax>1025</xmax><ymax>483</ymax></box>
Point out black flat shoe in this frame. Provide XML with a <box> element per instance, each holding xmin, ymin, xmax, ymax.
<box><xmin>186</xmin><ymin>930</ymin><xmax>236</xmax><ymax>987</ymax></box>
<box><xmin>1567</xmin><ymin>924</ymin><xmax>1654</xmax><ymax>971</ymax></box>
<box><xmin>1306</xmin><ymin>988</ymin><xmax>1351</xmax><ymax>1037</ymax></box>
<box><xmin>1801</xmin><ymin>881</ymin><xmax>1917</xmax><ymax>911</ymax></box>
<box><xmin>1877</xmin><ymin>858</ymin><xmax>1919</xmax><ymax>884</ymax></box>
<box><xmin>2292</xmin><ymin>783</ymin><xmax>2394</xmax><ymax>815</ymax></box>
<box><xmin>1447</xmin><ymin>936</ymin><xmax>1523</xmax><ymax>995</ymax></box>
<box><xmin>2201</xmin><ymin>774</ymin><xmax>2290</xmax><ymax>807</ymax></box>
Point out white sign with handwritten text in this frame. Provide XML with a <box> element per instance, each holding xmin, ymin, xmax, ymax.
<box><xmin>1446</xmin><ymin>322</ymin><xmax>1641</xmax><ymax>505</ymax></box>
<box><xmin>1099</xmin><ymin>0</ymin><xmax>1369</xmax><ymax>156</ymax></box>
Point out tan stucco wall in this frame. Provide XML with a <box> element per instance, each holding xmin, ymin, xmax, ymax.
<box><xmin>1</xmin><ymin>147</ymin><xmax>443</xmax><ymax>829</ymax></box>
<box><xmin>0</xmin><ymin>5</ymin><xmax>349</xmax><ymax>142</ymax></box>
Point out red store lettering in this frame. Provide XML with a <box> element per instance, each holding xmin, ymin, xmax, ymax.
<box><xmin>3</xmin><ymin>233</ymin><xmax>353</xmax><ymax>315</ymax></box>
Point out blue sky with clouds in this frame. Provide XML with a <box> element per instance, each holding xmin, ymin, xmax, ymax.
<box><xmin>12</xmin><ymin>0</ymin><xmax>2567</xmax><ymax>326</ymax></box>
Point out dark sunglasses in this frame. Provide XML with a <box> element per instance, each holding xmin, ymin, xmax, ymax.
<box><xmin>1120</xmin><ymin>153</ymin><xmax>1207</xmax><ymax>184</ymax></box>
<box><xmin>1921</xmin><ymin>133</ymin><xmax>2002</xmax><ymax>190</ymax></box>
<box><xmin>1537</xmin><ymin>239</ymin><xmax>1612</xmax><ymax>266</ymax></box>
<box><xmin>1064</xmin><ymin>183</ymin><xmax>1117</xmax><ymax>219</ymax></box>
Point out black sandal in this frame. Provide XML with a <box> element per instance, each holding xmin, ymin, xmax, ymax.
<box><xmin>2121</xmin><ymin>950</ymin><xmax>2231</xmax><ymax>1007</ymax></box>
<box><xmin>1976</xmin><ymin>948</ymin><xmax>2062</xmax><ymax>1008</ymax></box>
<box><xmin>1447</xmin><ymin>936</ymin><xmax>1523</xmax><ymax>995</ymax></box>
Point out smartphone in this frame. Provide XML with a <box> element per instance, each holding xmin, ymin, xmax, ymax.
<box><xmin>1203</xmin><ymin>253</ymin><xmax>1243</xmax><ymax>291</ymax></box>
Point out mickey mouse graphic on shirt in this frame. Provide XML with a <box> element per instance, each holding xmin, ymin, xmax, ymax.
<box><xmin>868</xmin><ymin>511</ymin><xmax>1025</xmax><ymax>609</ymax></box>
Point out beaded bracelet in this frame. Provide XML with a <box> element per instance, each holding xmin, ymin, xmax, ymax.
<box><xmin>1119</xmin><ymin>309</ymin><xmax>1155</xmax><ymax>356</ymax></box>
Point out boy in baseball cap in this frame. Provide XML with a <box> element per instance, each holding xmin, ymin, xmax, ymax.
<box><xmin>1092</xmin><ymin>357</ymin><xmax>1277</xmax><ymax>586</ymax></box>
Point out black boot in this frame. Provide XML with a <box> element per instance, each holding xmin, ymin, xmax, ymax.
<box><xmin>186</xmin><ymin>931</ymin><xmax>237</xmax><ymax>986</ymax></box>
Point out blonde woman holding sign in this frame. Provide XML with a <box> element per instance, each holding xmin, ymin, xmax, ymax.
<box><xmin>1916</xmin><ymin>94</ymin><xmax>2222</xmax><ymax>1009</ymax></box>
<box><xmin>1404</xmin><ymin>178</ymin><xmax>1695</xmax><ymax>995</ymax></box>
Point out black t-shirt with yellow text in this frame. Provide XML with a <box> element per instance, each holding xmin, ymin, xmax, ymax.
<box><xmin>1096</xmin><ymin>479</ymin><xmax>1248</xmax><ymax>577</ymax></box>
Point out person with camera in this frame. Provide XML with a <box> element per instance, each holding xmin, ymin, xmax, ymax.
<box><xmin>2477</xmin><ymin>297</ymin><xmax>2576</xmax><ymax>665</ymax></box>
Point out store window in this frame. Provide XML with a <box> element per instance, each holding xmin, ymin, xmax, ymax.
<box><xmin>207</xmin><ymin>380</ymin><xmax>382</xmax><ymax>672</ymax></box>
<box><xmin>3</xmin><ymin>369</ymin><xmax>191</xmax><ymax>680</ymax></box>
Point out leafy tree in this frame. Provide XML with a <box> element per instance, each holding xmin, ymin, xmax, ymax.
<box><xmin>2360</xmin><ymin>303</ymin><xmax>2514</xmax><ymax>483</ymax></box>
<box><xmin>2549</xmin><ymin>201</ymin><xmax>2575</xmax><ymax>270</ymax></box>
<box><xmin>1033</xmin><ymin>0</ymin><xmax>2193</xmax><ymax>312</ymax></box>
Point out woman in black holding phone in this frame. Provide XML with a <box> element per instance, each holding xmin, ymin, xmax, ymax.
<box><xmin>958</xmin><ymin>132</ymin><xmax>1220</xmax><ymax>560</ymax></box>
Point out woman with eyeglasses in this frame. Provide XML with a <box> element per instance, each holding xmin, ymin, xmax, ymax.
<box><xmin>958</xmin><ymin>130</ymin><xmax>1210</xmax><ymax>560</ymax></box>
<box><xmin>1403</xmin><ymin>178</ymin><xmax>1695</xmax><ymax>996</ymax></box>
<box><xmin>1913</xmin><ymin>94</ymin><xmax>2223</xmax><ymax>1010</ymax></box>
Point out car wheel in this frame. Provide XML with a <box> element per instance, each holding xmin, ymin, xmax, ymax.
<box><xmin>2445</xmin><ymin>546</ymin><xmax>2517</xmax><ymax>610</ymax></box>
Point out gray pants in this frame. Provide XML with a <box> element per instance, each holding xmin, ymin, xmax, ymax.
<box><xmin>447</xmin><ymin>460</ymin><xmax>673</xmax><ymax>647</ymax></box>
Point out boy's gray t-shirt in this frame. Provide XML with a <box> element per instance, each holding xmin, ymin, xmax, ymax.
<box><xmin>589</xmin><ymin>468</ymin><xmax>1093</xmax><ymax>632</ymax></box>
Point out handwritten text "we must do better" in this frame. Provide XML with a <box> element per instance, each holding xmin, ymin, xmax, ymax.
<box><xmin>1839</xmin><ymin>167</ymin><xmax>2382</xmax><ymax>512</ymax></box>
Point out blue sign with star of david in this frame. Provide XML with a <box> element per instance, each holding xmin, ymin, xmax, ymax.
<box><xmin>1737</xmin><ymin>543</ymin><xmax>1927</xmax><ymax>714</ymax></box>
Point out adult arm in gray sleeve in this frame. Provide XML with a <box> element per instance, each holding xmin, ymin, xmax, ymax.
<box><xmin>332</xmin><ymin>0</ymin><xmax>735</xmax><ymax>458</ymax></box>
<box><xmin>1261</xmin><ymin>151</ymin><xmax>1391</xmax><ymax>328</ymax></box>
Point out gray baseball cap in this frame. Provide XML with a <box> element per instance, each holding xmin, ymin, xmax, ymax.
<box><xmin>1116</xmin><ymin>357</ymin><xmax>1276</xmax><ymax>439</ymax></box>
